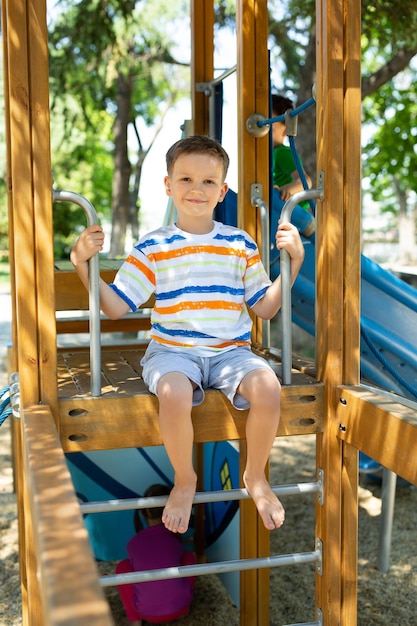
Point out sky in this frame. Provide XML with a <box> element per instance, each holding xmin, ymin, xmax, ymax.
<box><xmin>137</xmin><ymin>73</ymin><xmax>238</xmax><ymax>235</ymax></box>
<box><xmin>137</xmin><ymin>27</ymin><xmax>239</xmax><ymax>236</ymax></box>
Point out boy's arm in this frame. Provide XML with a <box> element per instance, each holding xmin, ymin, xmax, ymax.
<box><xmin>279</xmin><ymin>170</ymin><xmax>312</xmax><ymax>201</ymax></box>
<box><xmin>251</xmin><ymin>222</ymin><xmax>304</xmax><ymax>320</ymax></box>
<box><xmin>70</xmin><ymin>225</ymin><xmax>131</xmax><ymax>320</ymax></box>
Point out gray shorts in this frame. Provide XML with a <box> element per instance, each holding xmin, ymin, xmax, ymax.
<box><xmin>140</xmin><ymin>340</ymin><xmax>275</xmax><ymax>410</ymax></box>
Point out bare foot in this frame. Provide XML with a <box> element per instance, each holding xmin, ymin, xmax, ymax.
<box><xmin>162</xmin><ymin>479</ymin><xmax>197</xmax><ymax>534</ymax></box>
<box><xmin>243</xmin><ymin>472</ymin><xmax>285</xmax><ymax>530</ymax></box>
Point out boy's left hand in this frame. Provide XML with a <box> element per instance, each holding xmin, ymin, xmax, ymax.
<box><xmin>275</xmin><ymin>222</ymin><xmax>305</xmax><ymax>263</ymax></box>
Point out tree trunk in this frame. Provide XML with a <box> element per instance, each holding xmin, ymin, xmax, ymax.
<box><xmin>109</xmin><ymin>72</ymin><xmax>132</xmax><ymax>258</ymax></box>
<box><xmin>129</xmin><ymin>153</ymin><xmax>146</xmax><ymax>242</ymax></box>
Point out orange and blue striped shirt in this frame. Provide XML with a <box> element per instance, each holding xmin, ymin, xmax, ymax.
<box><xmin>110</xmin><ymin>221</ymin><xmax>271</xmax><ymax>355</ymax></box>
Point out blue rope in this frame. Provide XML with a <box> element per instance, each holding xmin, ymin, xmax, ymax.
<box><xmin>262</xmin><ymin>95</ymin><xmax>317</xmax><ymax>215</ymax></box>
<box><xmin>0</xmin><ymin>385</ymin><xmax>12</xmax><ymax>427</ymax></box>
<box><xmin>289</xmin><ymin>136</ymin><xmax>316</xmax><ymax>216</ymax></box>
<box><xmin>258</xmin><ymin>96</ymin><xmax>316</xmax><ymax>127</ymax></box>
<box><xmin>361</xmin><ymin>326</ymin><xmax>417</xmax><ymax>400</ymax></box>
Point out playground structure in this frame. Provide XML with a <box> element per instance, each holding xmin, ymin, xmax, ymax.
<box><xmin>2</xmin><ymin>0</ymin><xmax>417</xmax><ymax>625</ymax></box>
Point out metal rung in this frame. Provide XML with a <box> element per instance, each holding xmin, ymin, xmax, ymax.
<box><xmin>100</xmin><ymin>548</ymin><xmax>321</xmax><ymax>587</ymax></box>
<box><xmin>284</xmin><ymin>608</ymin><xmax>323</xmax><ymax>626</ymax></box>
<box><xmin>79</xmin><ymin>480</ymin><xmax>321</xmax><ymax>515</ymax></box>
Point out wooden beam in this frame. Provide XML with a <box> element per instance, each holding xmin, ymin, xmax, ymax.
<box><xmin>6</xmin><ymin>0</ymin><xmax>40</xmax><ymax>405</ymax></box>
<box><xmin>28</xmin><ymin>0</ymin><xmax>57</xmax><ymax>411</ymax></box>
<box><xmin>191</xmin><ymin>0</ymin><xmax>213</xmax><ymax>135</ymax></box>
<box><xmin>54</xmin><ymin>267</ymin><xmax>154</xmax><ymax>311</ymax></box>
<box><xmin>22</xmin><ymin>404</ymin><xmax>114</xmax><ymax>626</ymax></box>
<box><xmin>336</xmin><ymin>385</ymin><xmax>417</xmax><ymax>485</ymax></box>
<box><xmin>340</xmin><ymin>3</ymin><xmax>362</xmax><ymax>623</ymax></box>
<box><xmin>55</xmin><ymin>315</ymin><xmax>151</xmax><ymax>335</ymax></box>
<box><xmin>58</xmin><ymin>380</ymin><xmax>324</xmax><ymax>452</ymax></box>
<box><xmin>315</xmin><ymin>0</ymin><xmax>362</xmax><ymax>623</ymax></box>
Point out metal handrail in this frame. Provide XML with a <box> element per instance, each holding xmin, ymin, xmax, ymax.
<box><xmin>53</xmin><ymin>189</ymin><xmax>102</xmax><ymax>396</ymax></box>
<box><xmin>251</xmin><ymin>183</ymin><xmax>270</xmax><ymax>349</ymax></box>
<box><xmin>280</xmin><ymin>173</ymin><xmax>324</xmax><ymax>384</ymax></box>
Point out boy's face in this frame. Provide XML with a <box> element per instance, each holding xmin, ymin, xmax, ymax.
<box><xmin>272</xmin><ymin>120</ymin><xmax>286</xmax><ymax>147</ymax></box>
<box><xmin>164</xmin><ymin>152</ymin><xmax>228</xmax><ymax>223</ymax></box>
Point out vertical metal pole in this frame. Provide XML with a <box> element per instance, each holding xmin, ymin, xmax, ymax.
<box><xmin>377</xmin><ymin>468</ymin><xmax>397</xmax><ymax>573</ymax></box>
<box><xmin>53</xmin><ymin>190</ymin><xmax>102</xmax><ymax>396</ymax></box>
<box><xmin>251</xmin><ymin>184</ymin><xmax>270</xmax><ymax>349</ymax></box>
<box><xmin>279</xmin><ymin>181</ymin><xmax>324</xmax><ymax>384</ymax></box>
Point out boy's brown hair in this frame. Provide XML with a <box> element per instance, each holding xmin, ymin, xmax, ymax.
<box><xmin>133</xmin><ymin>483</ymin><xmax>171</xmax><ymax>532</ymax></box>
<box><xmin>271</xmin><ymin>94</ymin><xmax>294</xmax><ymax>117</ymax></box>
<box><xmin>166</xmin><ymin>134</ymin><xmax>230</xmax><ymax>180</ymax></box>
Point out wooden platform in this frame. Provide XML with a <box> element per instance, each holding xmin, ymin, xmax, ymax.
<box><xmin>57</xmin><ymin>345</ymin><xmax>324</xmax><ymax>453</ymax></box>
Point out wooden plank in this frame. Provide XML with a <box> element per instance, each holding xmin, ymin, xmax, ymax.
<box><xmin>56</xmin><ymin>313</ymin><xmax>151</xmax><ymax>335</ymax></box>
<box><xmin>58</xmin><ymin>380</ymin><xmax>324</xmax><ymax>452</ymax></box>
<box><xmin>336</xmin><ymin>385</ymin><xmax>417</xmax><ymax>486</ymax></box>
<box><xmin>54</xmin><ymin>269</ymin><xmax>117</xmax><ymax>311</ymax></box>
<box><xmin>57</xmin><ymin>345</ymin><xmax>323</xmax><ymax>451</ymax></box>
<box><xmin>57</xmin><ymin>347</ymin><xmax>321</xmax><ymax>394</ymax></box>
<box><xmin>22</xmin><ymin>404</ymin><xmax>114</xmax><ymax>626</ymax></box>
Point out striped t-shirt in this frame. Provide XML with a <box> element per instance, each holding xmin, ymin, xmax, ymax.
<box><xmin>110</xmin><ymin>221</ymin><xmax>271</xmax><ymax>356</ymax></box>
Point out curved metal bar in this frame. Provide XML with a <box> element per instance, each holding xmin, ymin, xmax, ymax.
<box><xmin>195</xmin><ymin>64</ymin><xmax>237</xmax><ymax>94</ymax></box>
<box><xmin>100</xmin><ymin>548</ymin><xmax>321</xmax><ymax>586</ymax></box>
<box><xmin>257</xmin><ymin>95</ymin><xmax>316</xmax><ymax>128</ymax></box>
<box><xmin>52</xmin><ymin>189</ymin><xmax>102</xmax><ymax>396</ymax></box>
<box><xmin>79</xmin><ymin>479</ymin><xmax>322</xmax><ymax>514</ymax></box>
<box><xmin>280</xmin><ymin>175</ymin><xmax>324</xmax><ymax>384</ymax></box>
<box><xmin>251</xmin><ymin>183</ymin><xmax>270</xmax><ymax>349</ymax></box>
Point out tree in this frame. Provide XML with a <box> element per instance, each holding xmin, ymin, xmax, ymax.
<box><xmin>49</xmin><ymin>0</ymin><xmax>189</xmax><ymax>256</ymax></box>
<box><xmin>214</xmin><ymin>1</ymin><xmax>417</xmax><ymax>262</ymax></box>
<box><xmin>50</xmin><ymin>94</ymin><xmax>114</xmax><ymax>257</ymax></box>
<box><xmin>265</xmin><ymin>0</ymin><xmax>417</xmax><ymax>178</ymax></box>
<box><xmin>0</xmin><ymin>46</ymin><xmax>7</xmax><ymax>258</ymax></box>
<box><xmin>362</xmin><ymin>73</ymin><xmax>417</xmax><ymax>263</ymax></box>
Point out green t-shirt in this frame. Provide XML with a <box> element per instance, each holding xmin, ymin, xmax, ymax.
<box><xmin>273</xmin><ymin>144</ymin><xmax>310</xmax><ymax>211</ymax></box>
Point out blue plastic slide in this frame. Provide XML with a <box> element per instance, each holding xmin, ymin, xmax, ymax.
<box><xmin>217</xmin><ymin>188</ymin><xmax>417</xmax><ymax>401</ymax></box>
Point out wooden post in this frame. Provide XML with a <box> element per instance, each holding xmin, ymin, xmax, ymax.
<box><xmin>28</xmin><ymin>0</ymin><xmax>58</xmax><ymax>413</ymax></box>
<box><xmin>315</xmin><ymin>0</ymin><xmax>361</xmax><ymax>623</ymax></box>
<box><xmin>236</xmin><ymin>1</ymin><xmax>270</xmax><ymax>624</ymax></box>
<box><xmin>191</xmin><ymin>0</ymin><xmax>214</xmax><ymax>136</ymax></box>
<box><xmin>3</xmin><ymin>0</ymin><xmax>57</xmax><ymax>622</ymax></box>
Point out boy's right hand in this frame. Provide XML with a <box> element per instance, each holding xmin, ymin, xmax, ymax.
<box><xmin>70</xmin><ymin>225</ymin><xmax>105</xmax><ymax>266</ymax></box>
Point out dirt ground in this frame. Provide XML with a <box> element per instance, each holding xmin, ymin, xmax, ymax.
<box><xmin>1</xmin><ymin>360</ymin><xmax>416</xmax><ymax>625</ymax></box>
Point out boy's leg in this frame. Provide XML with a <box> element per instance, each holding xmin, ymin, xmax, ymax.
<box><xmin>156</xmin><ymin>372</ymin><xmax>197</xmax><ymax>534</ymax></box>
<box><xmin>236</xmin><ymin>369</ymin><xmax>285</xmax><ymax>530</ymax></box>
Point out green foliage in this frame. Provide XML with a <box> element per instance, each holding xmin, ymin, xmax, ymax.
<box><xmin>0</xmin><ymin>48</ymin><xmax>8</xmax><ymax>258</ymax></box>
<box><xmin>362</xmin><ymin>70</ymin><xmax>417</xmax><ymax>213</ymax></box>
<box><xmin>48</xmin><ymin>0</ymin><xmax>189</xmax><ymax>255</ymax></box>
<box><xmin>362</xmin><ymin>1</ymin><xmax>417</xmax><ymax>49</ymax></box>
<box><xmin>49</xmin><ymin>90</ymin><xmax>114</xmax><ymax>257</ymax></box>
<box><xmin>46</xmin><ymin>0</ymin><xmax>417</xmax><ymax>255</ymax></box>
